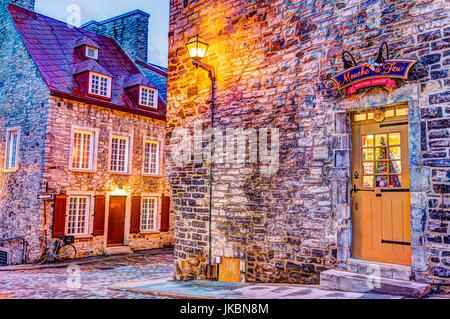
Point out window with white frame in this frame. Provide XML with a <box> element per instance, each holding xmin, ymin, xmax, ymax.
<box><xmin>5</xmin><ymin>128</ymin><xmax>20</xmax><ymax>170</ymax></box>
<box><xmin>110</xmin><ymin>135</ymin><xmax>129</xmax><ymax>173</ymax></box>
<box><xmin>71</xmin><ymin>129</ymin><xmax>95</xmax><ymax>170</ymax></box>
<box><xmin>139</xmin><ymin>86</ymin><xmax>158</xmax><ymax>108</ymax></box>
<box><xmin>89</xmin><ymin>72</ymin><xmax>111</xmax><ymax>98</ymax></box>
<box><xmin>143</xmin><ymin>140</ymin><xmax>160</xmax><ymax>175</ymax></box>
<box><xmin>67</xmin><ymin>196</ymin><xmax>90</xmax><ymax>236</ymax></box>
<box><xmin>85</xmin><ymin>46</ymin><xmax>98</xmax><ymax>59</ymax></box>
<box><xmin>141</xmin><ymin>197</ymin><xmax>158</xmax><ymax>232</ymax></box>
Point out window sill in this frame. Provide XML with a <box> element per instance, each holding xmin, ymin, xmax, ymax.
<box><xmin>140</xmin><ymin>231</ymin><xmax>161</xmax><ymax>235</ymax></box>
<box><xmin>142</xmin><ymin>173</ymin><xmax>163</xmax><ymax>178</ymax></box>
<box><xmin>3</xmin><ymin>169</ymin><xmax>18</xmax><ymax>173</ymax></box>
<box><xmin>109</xmin><ymin>171</ymin><xmax>131</xmax><ymax>176</ymax></box>
<box><xmin>70</xmin><ymin>169</ymin><xmax>96</xmax><ymax>174</ymax></box>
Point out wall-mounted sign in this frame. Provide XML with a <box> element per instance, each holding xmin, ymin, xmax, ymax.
<box><xmin>37</xmin><ymin>194</ymin><xmax>54</xmax><ymax>200</ymax></box>
<box><xmin>331</xmin><ymin>60</ymin><xmax>418</xmax><ymax>95</ymax></box>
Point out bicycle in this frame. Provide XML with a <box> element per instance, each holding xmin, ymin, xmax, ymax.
<box><xmin>26</xmin><ymin>235</ymin><xmax>77</xmax><ymax>264</ymax></box>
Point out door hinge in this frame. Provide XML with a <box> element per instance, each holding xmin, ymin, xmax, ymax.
<box><xmin>381</xmin><ymin>239</ymin><xmax>411</xmax><ymax>246</ymax></box>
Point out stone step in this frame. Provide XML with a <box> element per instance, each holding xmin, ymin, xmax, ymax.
<box><xmin>320</xmin><ymin>269</ymin><xmax>431</xmax><ymax>298</ymax></box>
<box><xmin>347</xmin><ymin>259</ymin><xmax>411</xmax><ymax>281</ymax></box>
<box><xmin>104</xmin><ymin>246</ymin><xmax>133</xmax><ymax>256</ymax></box>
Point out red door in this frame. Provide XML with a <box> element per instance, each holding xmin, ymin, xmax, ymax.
<box><xmin>107</xmin><ymin>196</ymin><xmax>127</xmax><ymax>247</ymax></box>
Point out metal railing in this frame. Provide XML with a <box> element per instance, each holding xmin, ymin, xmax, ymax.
<box><xmin>0</xmin><ymin>236</ymin><xmax>28</xmax><ymax>264</ymax></box>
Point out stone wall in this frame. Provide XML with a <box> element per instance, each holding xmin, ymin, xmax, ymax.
<box><xmin>83</xmin><ymin>10</ymin><xmax>150</xmax><ymax>62</ymax></box>
<box><xmin>167</xmin><ymin>0</ymin><xmax>449</xmax><ymax>289</ymax></box>
<box><xmin>42</xmin><ymin>96</ymin><xmax>174</xmax><ymax>257</ymax></box>
<box><xmin>0</xmin><ymin>0</ymin><xmax>50</xmax><ymax>264</ymax></box>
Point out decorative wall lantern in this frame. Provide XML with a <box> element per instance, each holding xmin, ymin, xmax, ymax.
<box><xmin>186</xmin><ymin>34</ymin><xmax>209</xmax><ymax>60</ymax></box>
<box><xmin>185</xmin><ymin>34</ymin><xmax>216</xmax><ymax>269</ymax></box>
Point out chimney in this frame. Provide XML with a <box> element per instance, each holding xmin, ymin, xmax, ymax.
<box><xmin>9</xmin><ymin>0</ymin><xmax>34</xmax><ymax>10</ymax></box>
<box><xmin>82</xmin><ymin>10</ymin><xmax>149</xmax><ymax>62</ymax></box>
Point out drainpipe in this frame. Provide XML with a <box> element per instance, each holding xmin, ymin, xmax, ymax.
<box><xmin>192</xmin><ymin>60</ymin><xmax>216</xmax><ymax>267</ymax></box>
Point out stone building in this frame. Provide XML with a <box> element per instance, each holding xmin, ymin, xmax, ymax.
<box><xmin>0</xmin><ymin>0</ymin><xmax>173</xmax><ymax>264</ymax></box>
<box><xmin>167</xmin><ymin>0</ymin><xmax>449</xmax><ymax>292</ymax></box>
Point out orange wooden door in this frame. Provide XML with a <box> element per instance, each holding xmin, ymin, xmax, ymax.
<box><xmin>219</xmin><ymin>258</ymin><xmax>241</xmax><ymax>282</ymax></box>
<box><xmin>351</xmin><ymin>109</ymin><xmax>412</xmax><ymax>265</ymax></box>
<box><xmin>107</xmin><ymin>196</ymin><xmax>127</xmax><ymax>247</ymax></box>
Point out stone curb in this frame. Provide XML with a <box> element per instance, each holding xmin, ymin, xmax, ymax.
<box><xmin>0</xmin><ymin>248</ymin><xmax>174</xmax><ymax>272</ymax></box>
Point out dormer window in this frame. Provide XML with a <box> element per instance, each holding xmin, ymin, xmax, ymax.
<box><xmin>139</xmin><ymin>86</ymin><xmax>158</xmax><ymax>109</ymax></box>
<box><xmin>85</xmin><ymin>46</ymin><xmax>98</xmax><ymax>59</ymax></box>
<box><xmin>88</xmin><ymin>72</ymin><xmax>112</xmax><ymax>99</ymax></box>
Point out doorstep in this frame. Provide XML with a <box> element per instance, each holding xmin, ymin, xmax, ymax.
<box><xmin>347</xmin><ymin>258</ymin><xmax>412</xmax><ymax>281</ymax></box>
<box><xmin>104</xmin><ymin>246</ymin><xmax>133</xmax><ymax>256</ymax></box>
<box><xmin>320</xmin><ymin>269</ymin><xmax>430</xmax><ymax>298</ymax></box>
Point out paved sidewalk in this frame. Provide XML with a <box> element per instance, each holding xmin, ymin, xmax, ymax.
<box><xmin>110</xmin><ymin>277</ymin><xmax>407</xmax><ymax>299</ymax></box>
<box><xmin>0</xmin><ymin>250</ymin><xmax>175</xmax><ymax>299</ymax></box>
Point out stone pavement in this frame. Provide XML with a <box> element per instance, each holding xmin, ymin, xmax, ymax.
<box><xmin>111</xmin><ymin>278</ymin><xmax>408</xmax><ymax>299</ymax></box>
<box><xmin>0</xmin><ymin>249</ymin><xmax>175</xmax><ymax>299</ymax></box>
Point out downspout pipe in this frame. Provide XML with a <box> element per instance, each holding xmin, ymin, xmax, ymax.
<box><xmin>192</xmin><ymin>60</ymin><xmax>216</xmax><ymax>266</ymax></box>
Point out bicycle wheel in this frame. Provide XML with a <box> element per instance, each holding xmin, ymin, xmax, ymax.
<box><xmin>56</xmin><ymin>244</ymin><xmax>77</xmax><ymax>263</ymax></box>
<box><xmin>26</xmin><ymin>245</ymin><xmax>47</xmax><ymax>264</ymax></box>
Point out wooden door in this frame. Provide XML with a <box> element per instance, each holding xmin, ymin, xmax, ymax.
<box><xmin>219</xmin><ymin>258</ymin><xmax>241</xmax><ymax>283</ymax></box>
<box><xmin>351</xmin><ymin>109</ymin><xmax>412</xmax><ymax>265</ymax></box>
<box><xmin>107</xmin><ymin>196</ymin><xmax>127</xmax><ymax>247</ymax></box>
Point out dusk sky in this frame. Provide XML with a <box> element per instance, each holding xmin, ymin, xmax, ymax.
<box><xmin>35</xmin><ymin>0</ymin><xmax>170</xmax><ymax>67</ymax></box>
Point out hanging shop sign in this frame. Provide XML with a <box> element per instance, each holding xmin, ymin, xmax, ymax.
<box><xmin>330</xmin><ymin>42</ymin><xmax>418</xmax><ymax>96</ymax></box>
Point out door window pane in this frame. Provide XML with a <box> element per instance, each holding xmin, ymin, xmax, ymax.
<box><xmin>376</xmin><ymin>161</ymin><xmax>388</xmax><ymax>174</ymax></box>
<box><xmin>375</xmin><ymin>135</ymin><xmax>387</xmax><ymax>146</ymax></box>
<box><xmin>376</xmin><ymin>176</ymin><xmax>388</xmax><ymax>188</ymax></box>
<box><xmin>363</xmin><ymin>176</ymin><xmax>374</xmax><ymax>188</ymax></box>
<box><xmin>389</xmin><ymin>161</ymin><xmax>402</xmax><ymax>174</ymax></box>
<box><xmin>389</xmin><ymin>133</ymin><xmax>401</xmax><ymax>146</ymax></box>
<box><xmin>362</xmin><ymin>135</ymin><xmax>374</xmax><ymax>147</ymax></box>
<box><xmin>376</xmin><ymin>148</ymin><xmax>387</xmax><ymax>160</ymax></box>
<box><xmin>389</xmin><ymin>175</ymin><xmax>402</xmax><ymax>188</ymax></box>
<box><xmin>363</xmin><ymin>162</ymin><xmax>374</xmax><ymax>175</ymax></box>
<box><xmin>389</xmin><ymin>147</ymin><xmax>401</xmax><ymax>160</ymax></box>
<box><xmin>363</xmin><ymin>149</ymin><xmax>374</xmax><ymax>161</ymax></box>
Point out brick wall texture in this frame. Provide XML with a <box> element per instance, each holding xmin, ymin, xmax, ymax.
<box><xmin>167</xmin><ymin>0</ymin><xmax>449</xmax><ymax>289</ymax></box>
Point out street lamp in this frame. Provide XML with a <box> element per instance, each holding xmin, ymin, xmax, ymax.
<box><xmin>185</xmin><ymin>34</ymin><xmax>216</xmax><ymax>272</ymax></box>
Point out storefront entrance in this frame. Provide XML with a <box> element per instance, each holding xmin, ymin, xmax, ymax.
<box><xmin>107</xmin><ymin>196</ymin><xmax>127</xmax><ymax>247</ymax></box>
<box><xmin>351</xmin><ymin>107</ymin><xmax>412</xmax><ymax>266</ymax></box>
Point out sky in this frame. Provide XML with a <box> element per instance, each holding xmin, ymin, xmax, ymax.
<box><xmin>35</xmin><ymin>0</ymin><xmax>170</xmax><ymax>67</ymax></box>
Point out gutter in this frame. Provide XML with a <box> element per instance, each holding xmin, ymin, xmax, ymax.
<box><xmin>50</xmin><ymin>90</ymin><xmax>167</xmax><ymax>121</ymax></box>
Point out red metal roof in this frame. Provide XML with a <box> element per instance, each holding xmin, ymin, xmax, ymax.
<box><xmin>8</xmin><ymin>4</ymin><xmax>166</xmax><ymax>120</ymax></box>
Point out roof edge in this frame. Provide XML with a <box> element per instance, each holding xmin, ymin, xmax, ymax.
<box><xmin>81</xmin><ymin>9</ymin><xmax>150</xmax><ymax>28</ymax></box>
<box><xmin>136</xmin><ymin>60</ymin><xmax>168</xmax><ymax>77</ymax></box>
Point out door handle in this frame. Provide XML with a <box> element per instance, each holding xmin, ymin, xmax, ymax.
<box><xmin>355</xmin><ymin>202</ymin><xmax>358</xmax><ymax>211</ymax></box>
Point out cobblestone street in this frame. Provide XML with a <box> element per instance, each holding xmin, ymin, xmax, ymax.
<box><xmin>0</xmin><ymin>249</ymin><xmax>174</xmax><ymax>299</ymax></box>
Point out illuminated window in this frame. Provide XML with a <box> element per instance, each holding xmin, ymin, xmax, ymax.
<box><xmin>85</xmin><ymin>46</ymin><xmax>98</xmax><ymax>59</ymax></box>
<box><xmin>141</xmin><ymin>197</ymin><xmax>158</xmax><ymax>232</ymax></box>
<box><xmin>89</xmin><ymin>72</ymin><xmax>112</xmax><ymax>98</ymax></box>
<box><xmin>67</xmin><ymin>196</ymin><xmax>90</xmax><ymax>236</ymax></box>
<box><xmin>110</xmin><ymin>136</ymin><xmax>130</xmax><ymax>173</ymax></box>
<box><xmin>143</xmin><ymin>140</ymin><xmax>160</xmax><ymax>175</ymax></box>
<box><xmin>5</xmin><ymin>128</ymin><xmax>20</xmax><ymax>171</ymax></box>
<box><xmin>71</xmin><ymin>130</ymin><xmax>95</xmax><ymax>171</ymax></box>
<box><xmin>139</xmin><ymin>86</ymin><xmax>158</xmax><ymax>108</ymax></box>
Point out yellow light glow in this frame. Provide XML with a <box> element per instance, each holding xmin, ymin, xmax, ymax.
<box><xmin>186</xmin><ymin>35</ymin><xmax>209</xmax><ymax>60</ymax></box>
<box><xmin>110</xmin><ymin>187</ymin><xmax>128</xmax><ymax>196</ymax></box>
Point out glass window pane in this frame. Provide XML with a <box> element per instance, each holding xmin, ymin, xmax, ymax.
<box><xmin>389</xmin><ymin>147</ymin><xmax>401</xmax><ymax>160</ymax></box>
<box><xmin>389</xmin><ymin>175</ymin><xmax>402</xmax><ymax>188</ymax></box>
<box><xmin>389</xmin><ymin>133</ymin><xmax>401</xmax><ymax>146</ymax></box>
<box><xmin>389</xmin><ymin>161</ymin><xmax>402</xmax><ymax>174</ymax></box>
<box><xmin>376</xmin><ymin>148</ymin><xmax>387</xmax><ymax>160</ymax></box>
<box><xmin>363</xmin><ymin>149</ymin><xmax>374</xmax><ymax>161</ymax></box>
<box><xmin>375</xmin><ymin>135</ymin><xmax>388</xmax><ymax>146</ymax></box>
<box><xmin>363</xmin><ymin>176</ymin><xmax>374</xmax><ymax>188</ymax></box>
<box><xmin>363</xmin><ymin>162</ymin><xmax>374</xmax><ymax>175</ymax></box>
<box><xmin>355</xmin><ymin>114</ymin><xmax>366</xmax><ymax>121</ymax></box>
<box><xmin>362</xmin><ymin>135</ymin><xmax>374</xmax><ymax>147</ymax></box>
<box><xmin>376</xmin><ymin>161</ymin><xmax>388</xmax><ymax>174</ymax></box>
<box><xmin>385</xmin><ymin>110</ymin><xmax>395</xmax><ymax>118</ymax></box>
<box><xmin>376</xmin><ymin>176</ymin><xmax>388</xmax><ymax>188</ymax></box>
